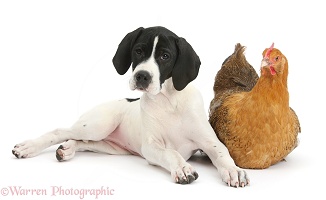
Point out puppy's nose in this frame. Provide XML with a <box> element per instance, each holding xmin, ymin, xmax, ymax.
<box><xmin>134</xmin><ymin>70</ymin><xmax>152</xmax><ymax>90</ymax></box>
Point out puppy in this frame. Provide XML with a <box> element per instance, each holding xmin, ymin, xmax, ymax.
<box><xmin>12</xmin><ymin>26</ymin><xmax>249</xmax><ymax>186</ymax></box>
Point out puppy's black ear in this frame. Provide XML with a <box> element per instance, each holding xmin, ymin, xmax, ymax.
<box><xmin>172</xmin><ymin>38</ymin><xmax>201</xmax><ymax>91</ymax></box>
<box><xmin>112</xmin><ymin>27</ymin><xmax>144</xmax><ymax>75</ymax></box>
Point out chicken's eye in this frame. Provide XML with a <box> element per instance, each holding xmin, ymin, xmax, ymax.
<box><xmin>275</xmin><ymin>56</ymin><xmax>279</xmax><ymax>61</ymax></box>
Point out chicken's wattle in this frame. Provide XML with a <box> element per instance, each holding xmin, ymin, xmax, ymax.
<box><xmin>270</xmin><ymin>66</ymin><xmax>276</xmax><ymax>75</ymax></box>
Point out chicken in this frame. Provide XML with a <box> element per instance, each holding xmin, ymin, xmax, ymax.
<box><xmin>209</xmin><ymin>43</ymin><xmax>301</xmax><ymax>169</ymax></box>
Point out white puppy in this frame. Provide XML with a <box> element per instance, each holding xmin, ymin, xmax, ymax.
<box><xmin>12</xmin><ymin>26</ymin><xmax>249</xmax><ymax>187</ymax></box>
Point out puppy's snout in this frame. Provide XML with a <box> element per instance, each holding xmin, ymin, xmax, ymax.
<box><xmin>134</xmin><ymin>70</ymin><xmax>152</xmax><ymax>90</ymax></box>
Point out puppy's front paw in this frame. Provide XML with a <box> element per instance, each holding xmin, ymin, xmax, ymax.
<box><xmin>171</xmin><ymin>163</ymin><xmax>199</xmax><ymax>184</ymax></box>
<box><xmin>219</xmin><ymin>167</ymin><xmax>250</xmax><ymax>187</ymax></box>
<box><xmin>12</xmin><ymin>140</ymin><xmax>41</xmax><ymax>158</ymax></box>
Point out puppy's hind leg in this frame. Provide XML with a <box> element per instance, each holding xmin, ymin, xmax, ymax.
<box><xmin>56</xmin><ymin>140</ymin><xmax>132</xmax><ymax>161</ymax></box>
<box><xmin>13</xmin><ymin>100</ymin><xmax>126</xmax><ymax>159</ymax></box>
<box><xmin>12</xmin><ymin>128</ymin><xmax>74</xmax><ymax>159</ymax></box>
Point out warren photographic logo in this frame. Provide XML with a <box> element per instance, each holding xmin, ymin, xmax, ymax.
<box><xmin>1</xmin><ymin>186</ymin><xmax>115</xmax><ymax>199</ymax></box>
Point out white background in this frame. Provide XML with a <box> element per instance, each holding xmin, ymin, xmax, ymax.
<box><xmin>0</xmin><ymin>0</ymin><xmax>325</xmax><ymax>199</ymax></box>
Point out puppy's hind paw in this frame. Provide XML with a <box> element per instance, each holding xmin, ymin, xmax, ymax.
<box><xmin>55</xmin><ymin>140</ymin><xmax>77</xmax><ymax>161</ymax></box>
<box><xmin>56</xmin><ymin>145</ymin><xmax>65</xmax><ymax>161</ymax></box>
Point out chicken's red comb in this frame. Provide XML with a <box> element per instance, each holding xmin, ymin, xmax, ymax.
<box><xmin>264</xmin><ymin>43</ymin><xmax>274</xmax><ymax>58</ymax></box>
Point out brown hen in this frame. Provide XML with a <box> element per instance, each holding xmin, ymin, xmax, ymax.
<box><xmin>209</xmin><ymin>43</ymin><xmax>301</xmax><ymax>169</ymax></box>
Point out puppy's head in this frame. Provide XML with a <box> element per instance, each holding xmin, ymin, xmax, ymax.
<box><xmin>113</xmin><ymin>26</ymin><xmax>201</xmax><ymax>95</ymax></box>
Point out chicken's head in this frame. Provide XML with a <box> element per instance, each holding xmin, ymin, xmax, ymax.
<box><xmin>261</xmin><ymin>43</ymin><xmax>287</xmax><ymax>76</ymax></box>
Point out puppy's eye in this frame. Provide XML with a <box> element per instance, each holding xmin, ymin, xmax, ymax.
<box><xmin>135</xmin><ymin>49</ymin><xmax>142</xmax><ymax>55</ymax></box>
<box><xmin>161</xmin><ymin>53</ymin><xmax>169</xmax><ymax>60</ymax></box>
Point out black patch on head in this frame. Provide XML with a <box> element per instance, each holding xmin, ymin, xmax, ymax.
<box><xmin>113</xmin><ymin>26</ymin><xmax>176</xmax><ymax>75</ymax></box>
<box><xmin>126</xmin><ymin>98</ymin><xmax>140</xmax><ymax>102</ymax></box>
<box><xmin>130</xmin><ymin>27</ymin><xmax>178</xmax><ymax>72</ymax></box>
<box><xmin>113</xmin><ymin>26</ymin><xmax>201</xmax><ymax>91</ymax></box>
<box><xmin>154</xmin><ymin>34</ymin><xmax>178</xmax><ymax>84</ymax></box>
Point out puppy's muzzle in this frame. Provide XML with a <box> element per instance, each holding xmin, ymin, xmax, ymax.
<box><xmin>134</xmin><ymin>70</ymin><xmax>152</xmax><ymax>91</ymax></box>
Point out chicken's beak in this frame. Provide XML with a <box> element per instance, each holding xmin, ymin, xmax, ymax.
<box><xmin>260</xmin><ymin>58</ymin><xmax>276</xmax><ymax>75</ymax></box>
<box><xmin>261</xmin><ymin>58</ymin><xmax>270</xmax><ymax>68</ymax></box>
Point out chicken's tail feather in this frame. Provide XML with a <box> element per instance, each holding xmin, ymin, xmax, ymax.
<box><xmin>221</xmin><ymin>43</ymin><xmax>246</xmax><ymax>66</ymax></box>
<box><xmin>212</xmin><ymin>43</ymin><xmax>259</xmax><ymax>96</ymax></box>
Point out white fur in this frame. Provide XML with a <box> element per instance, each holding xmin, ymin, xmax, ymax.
<box><xmin>12</xmin><ymin>36</ymin><xmax>249</xmax><ymax>187</ymax></box>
